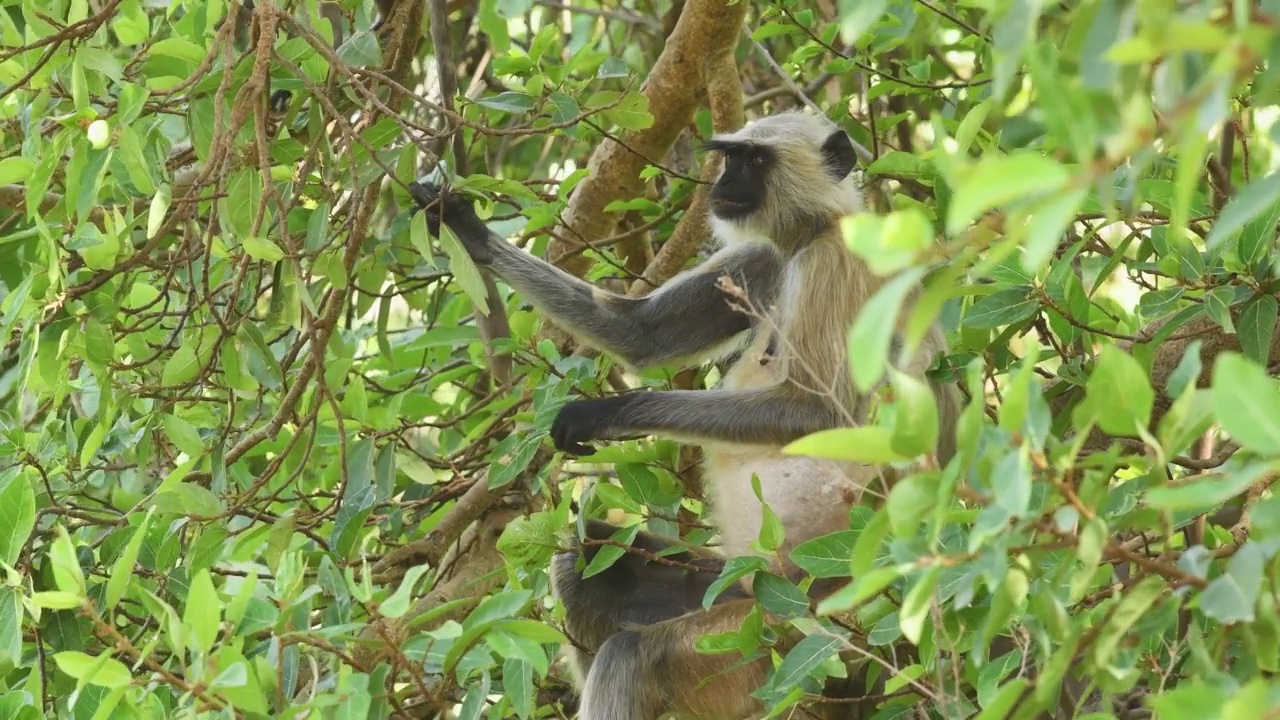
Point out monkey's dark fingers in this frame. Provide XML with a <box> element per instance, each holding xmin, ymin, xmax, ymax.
<box><xmin>550</xmin><ymin>406</ymin><xmax>602</xmax><ymax>456</ymax></box>
<box><xmin>558</xmin><ymin>439</ymin><xmax>596</xmax><ymax>456</ymax></box>
<box><xmin>406</xmin><ymin>181</ymin><xmax>442</xmax><ymax>210</ymax></box>
<box><xmin>549</xmin><ymin>422</ymin><xmax>592</xmax><ymax>455</ymax></box>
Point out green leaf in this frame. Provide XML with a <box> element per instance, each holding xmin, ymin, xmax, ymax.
<box><xmin>702</xmin><ymin>556</ymin><xmax>769</xmax><ymax>609</ymax></box>
<box><xmin>784</xmin><ymin>427</ymin><xmax>911</xmax><ymax>463</ymax></box>
<box><xmin>885</xmin><ymin>472</ymin><xmax>936</xmax><ymax>537</ymax></box>
<box><xmin>945</xmin><ymin>153</ymin><xmax>1071</xmax><ymax>235</ymax></box>
<box><xmin>548</xmin><ymin>91</ymin><xmax>580</xmax><ymax>126</ymax></box>
<box><xmin>1019</xmin><ymin>186</ymin><xmax>1087</xmax><ymax>274</ymax></box>
<box><xmin>53</xmin><ymin>651</ymin><xmax>133</xmax><ymax>689</ymax></box>
<box><xmin>443</xmin><ymin>590</ymin><xmax>535</xmax><ymax>674</ymax></box>
<box><xmin>964</xmin><ymin>287</ymin><xmax>1039</xmax><ymax>329</ymax></box>
<box><xmin>0</xmin><ymin>470</ymin><xmax>35</xmax><ymax>567</ymax></box>
<box><xmin>465</xmin><ymin>590</ymin><xmax>533</xmax><ymax>629</ymax></box>
<box><xmin>841</xmin><ymin>208</ymin><xmax>933</xmax><ymax>277</ymax></box>
<box><xmin>851</xmin><ymin>508</ymin><xmax>890</xmax><ymax>578</ymax></box>
<box><xmin>0</xmin><ymin>588</ymin><xmax>19</xmax><ymax>666</ymax></box>
<box><xmin>221</xmin><ymin>169</ymin><xmax>261</xmax><ymax>240</ymax></box>
<box><xmin>487</xmin><ymin>627</ymin><xmax>551</xmax><ymax>675</ymax></box>
<box><xmin>379</xmin><ymin>564</ymin><xmax>432</xmax><ymax>619</ymax></box>
<box><xmin>1237</xmin><ymin>199</ymin><xmax>1280</xmax><ymax>269</ymax></box>
<box><xmin>183</xmin><ymin>569</ymin><xmax>221</xmax><ymax>655</ymax></box>
<box><xmin>749</xmin><ymin>473</ymin><xmax>785</xmax><ymax>554</ymax></box>
<box><xmin>1075</xmin><ymin>344</ymin><xmax>1154</xmax><ymax>436</ymax></box>
<box><xmin>888</xmin><ymin>370</ymin><xmax>939</xmax><ymax>457</ymax></box>
<box><xmin>1139</xmin><ymin>287</ymin><xmax>1186</xmax><ymax>319</ymax></box>
<box><xmin>817</xmin><ymin>564</ymin><xmax>904</xmax><ymax>615</ymax></box>
<box><xmin>978</xmin><ymin>564</ymin><xmax>1028</xmax><ymax>661</ymax></box>
<box><xmin>161</xmin><ymin>345</ymin><xmax>201</xmax><ymax>386</ymax></box>
<box><xmin>602</xmin><ymin>93</ymin><xmax>653</xmax><ymax>131</ymax></box>
<box><xmin>1206</xmin><ymin>171</ymin><xmax>1280</xmax><ymax>250</ymax></box>
<box><xmin>1145</xmin><ymin>462</ymin><xmax>1272</xmax><ymax>512</ymax></box>
<box><xmin>154</xmin><ymin>482</ymin><xmax>223</xmax><ymax>518</ymax></box>
<box><xmin>242</xmin><ymin>236</ymin><xmax>285</xmax><ymax>262</ymax></box>
<box><xmin>581</xmin><ymin>524</ymin><xmax>638</xmax><ymax>579</ymax></box>
<box><xmin>847</xmin><ymin>267</ymin><xmax>927</xmax><ymax>391</ymax></box>
<box><xmin>616</xmin><ymin>463</ymin><xmax>682</xmax><ymax>507</ymax></box>
<box><xmin>336</xmin><ymin>28</ymin><xmax>383</xmax><ymax>67</ymax></box>
<box><xmin>836</xmin><ymin>0</ymin><xmax>888</xmax><ymax>44</ymax></box>
<box><xmin>1092</xmin><ymin>575</ymin><xmax>1165</xmax><ymax>666</ymax></box>
<box><xmin>105</xmin><ymin>510</ymin><xmax>153</xmax><ymax>611</ymax></box>
<box><xmin>474</xmin><ymin>91</ymin><xmax>537</xmax><ymax>113</ymax></box>
<box><xmin>151</xmin><ymin>37</ymin><xmax>206</xmax><ymax>62</ymax></box>
<box><xmin>865</xmin><ymin>151</ymin><xmax>930</xmax><ymax>179</ymax></box>
<box><xmin>116</xmin><ymin>125</ymin><xmax>155</xmax><ymax>194</ymax></box>
<box><xmin>477</xmin><ymin>0</ymin><xmax>510</xmax><ymax>51</ymax></box>
<box><xmin>991</xmin><ymin>448</ymin><xmax>1032</xmax><ymax>519</ymax></box>
<box><xmin>790</xmin><ymin>531</ymin><xmax>858</xmax><ymax>579</ymax></box>
<box><xmin>752</xmin><ymin>573</ymin><xmax>809</xmax><ymax>621</ymax></box>
<box><xmin>503</xmin><ymin>657</ymin><xmax>535</xmax><ymax>719</ymax></box>
<box><xmin>1239</xmin><ymin>296</ymin><xmax>1278</xmax><ymax>365</ymax></box>
<box><xmin>30</xmin><ymin>591</ymin><xmax>85</xmax><ymax>610</ymax></box>
<box><xmin>436</xmin><ymin>222</ymin><xmax>490</xmax><ymax>315</ymax></box>
<box><xmin>1212</xmin><ymin>353</ymin><xmax>1280</xmax><ymax>456</ymax></box>
<box><xmin>1199</xmin><ymin>541</ymin><xmax>1268</xmax><ymax>624</ymax></box>
<box><xmin>1147</xmin><ymin>680</ymin><xmax>1229</xmax><ymax>720</ymax></box>
<box><xmin>768</xmin><ymin>633</ymin><xmax>844</xmax><ymax>693</ymax></box>
<box><xmin>495</xmin><ymin>618</ymin><xmax>567</xmax><ymax>645</ymax></box>
<box><xmin>899</xmin><ymin>566</ymin><xmax>940</xmax><ymax>645</ymax></box>
<box><xmin>974</xmin><ymin>678</ymin><xmax>1031</xmax><ymax>720</ymax></box>
<box><xmin>0</xmin><ymin>157</ymin><xmax>34</xmax><ymax>185</ymax></box>
<box><xmin>161</xmin><ymin>415</ymin><xmax>205</xmax><ymax>459</ymax></box>
<box><xmin>50</xmin><ymin>526</ymin><xmax>86</xmax><ymax>596</ymax></box>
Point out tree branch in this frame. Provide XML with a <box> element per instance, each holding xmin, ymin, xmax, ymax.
<box><xmin>544</xmin><ymin>0</ymin><xmax>750</xmax><ymax>279</ymax></box>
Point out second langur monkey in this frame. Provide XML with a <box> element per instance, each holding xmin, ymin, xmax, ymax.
<box><xmin>410</xmin><ymin>110</ymin><xmax>961</xmax><ymax>719</ymax></box>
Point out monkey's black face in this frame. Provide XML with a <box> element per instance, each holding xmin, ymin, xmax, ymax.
<box><xmin>704</xmin><ymin>140</ymin><xmax>774</xmax><ymax>221</ymax></box>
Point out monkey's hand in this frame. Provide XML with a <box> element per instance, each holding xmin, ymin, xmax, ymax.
<box><xmin>550</xmin><ymin>396</ymin><xmax>636</xmax><ymax>456</ymax></box>
<box><xmin>406</xmin><ymin>181</ymin><xmax>494</xmax><ymax>265</ymax></box>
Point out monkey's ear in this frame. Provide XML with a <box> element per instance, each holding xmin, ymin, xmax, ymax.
<box><xmin>821</xmin><ymin>130</ymin><xmax>858</xmax><ymax>180</ymax></box>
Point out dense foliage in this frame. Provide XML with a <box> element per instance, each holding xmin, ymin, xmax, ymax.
<box><xmin>2</xmin><ymin>0</ymin><xmax>1280</xmax><ymax>718</ymax></box>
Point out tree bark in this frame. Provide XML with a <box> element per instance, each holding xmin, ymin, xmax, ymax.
<box><xmin>544</xmin><ymin>0</ymin><xmax>749</xmax><ymax>279</ymax></box>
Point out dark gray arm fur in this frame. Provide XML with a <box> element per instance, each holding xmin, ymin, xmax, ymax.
<box><xmin>409</xmin><ymin>182</ymin><xmax>784</xmax><ymax>371</ymax></box>
<box><xmin>552</xmin><ymin>386</ymin><xmax>847</xmax><ymax>452</ymax></box>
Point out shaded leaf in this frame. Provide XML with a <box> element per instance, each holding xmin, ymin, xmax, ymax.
<box><xmin>965</xmin><ymin>287</ymin><xmax>1039</xmax><ymax>329</ymax></box>
<box><xmin>946</xmin><ymin>153</ymin><xmax>1070</xmax><ymax>234</ymax></box>
<box><xmin>1212</xmin><ymin>353</ymin><xmax>1280</xmax><ymax>456</ymax></box>
<box><xmin>1199</xmin><ymin>541</ymin><xmax>1268</xmax><ymax>623</ymax></box>
<box><xmin>1206</xmin><ymin>171</ymin><xmax>1280</xmax><ymax>250</ymax></box>
<box><xmin>0</xmin><ymin>470</ymin><xmax>35</xmax><ymax>567</ymax></box>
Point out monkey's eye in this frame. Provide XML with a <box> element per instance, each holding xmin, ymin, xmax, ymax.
<box><xmin>748</xmin><ymin>153</ymin><xmax>764</xmax><ymax>166</ymax></box>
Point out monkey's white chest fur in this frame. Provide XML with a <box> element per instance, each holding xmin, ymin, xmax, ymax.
<box><xmin>701</xmin><ymin>330</ymin><xmax>874</xmax><ymax>580</ymax></box>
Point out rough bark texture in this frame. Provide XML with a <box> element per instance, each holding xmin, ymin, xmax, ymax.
<box><xmin>627</xmin><ymin>50</ymin><xmax>745</xmax><ymax>296</ymax></box>
<box><xmin>545</xmin><ymin>0</ymin><xmax>749</xmax><ymax>277</ymax></box>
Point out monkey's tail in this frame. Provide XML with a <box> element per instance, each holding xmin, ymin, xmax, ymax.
<box><xmin>577</xmin><ymin>629</ymin><xmax>666</xmax><ymax>720</ymax></box>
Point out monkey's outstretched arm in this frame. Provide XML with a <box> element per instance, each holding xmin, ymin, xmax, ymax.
<box><xmin>408</xmin><ymin>182</ymin><xmax>785</xmax><ymax>371</ymax></box>
<box><xmin>552</xmin><ymin>385</ymin><xmax>845</xmax><ymax>453</ymax></box>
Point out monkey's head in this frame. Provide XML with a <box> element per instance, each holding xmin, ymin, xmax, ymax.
<box><xmin>704</xmin><ymin>111</ymin><xmax>862</xmax><ymax>250</ymax></box>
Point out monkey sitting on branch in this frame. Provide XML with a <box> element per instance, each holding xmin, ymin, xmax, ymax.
<box><xmin>410</xmin><ymin>110</ymin><xmax>962</xmax><ymax>720</ymax></box>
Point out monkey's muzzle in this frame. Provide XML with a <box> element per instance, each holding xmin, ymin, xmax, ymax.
<box><xmin>709</xmin><ymin>197</ymin><xmax>753</xmax><ymax>217</ymax></box>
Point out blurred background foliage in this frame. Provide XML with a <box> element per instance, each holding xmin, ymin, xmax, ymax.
<box><xmin>2</xmin><ymin>0</ymin><xmax>1280</xmax><ymax>717</ymax></box>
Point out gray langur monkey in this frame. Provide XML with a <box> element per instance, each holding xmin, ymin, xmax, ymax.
<box><xmin>409</xmin><ymin>110</ymin><xmax>962</xmax><ymax>719</ymax></box>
